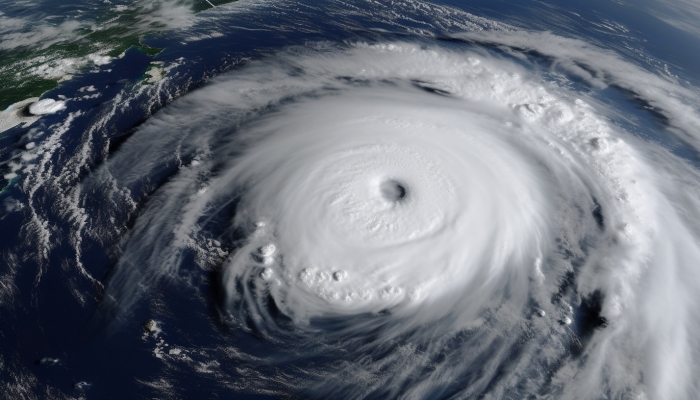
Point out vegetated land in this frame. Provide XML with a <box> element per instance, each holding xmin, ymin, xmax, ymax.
<box><xmin>0</xmin><ymin>0</ymin><xmax>236</xmax><ymax>110</ymax></box>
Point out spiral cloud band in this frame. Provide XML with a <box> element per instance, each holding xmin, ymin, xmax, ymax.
<box><xmin>82</xmin><ymin>35</ymin><xmax>700</xmax><ymax>398</ymax></box>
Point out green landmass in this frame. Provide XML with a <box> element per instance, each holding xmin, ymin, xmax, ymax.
<box><xmin>142</xmin><ymin>62</ymin><xmax>166</xmax><ymax>84</ymax></box>
<box><xmin>0</xmin><ymin>177</ymin><xmax>20</xmax><ymax>195</ymax></box>
<box><xmin>0</xmin><ymin>0</ymin><xmax>236</xmax><ymax>111</ymax></box>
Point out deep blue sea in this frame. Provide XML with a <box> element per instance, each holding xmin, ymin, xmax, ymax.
<box><xmin>2</xmin><ymin>0</ymin><xmax>700</xmax><ymax>398</ymax></box>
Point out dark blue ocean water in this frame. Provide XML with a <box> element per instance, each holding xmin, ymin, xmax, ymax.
<box><xmin>1</xmin><ymin>0</ymin><xmax>699</xmax><ymax>398</ymax></box>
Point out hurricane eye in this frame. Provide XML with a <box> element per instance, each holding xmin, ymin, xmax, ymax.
<box><xmin>380</xmin><ymin>179</ymin><xmax>407</xmax><ymax>202</ymax></box>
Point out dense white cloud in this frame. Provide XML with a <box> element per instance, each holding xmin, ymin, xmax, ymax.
<box><xmin>94</xmin><ymin>39</ymin><xmax>700</xmax><ymax>398</ymax></box>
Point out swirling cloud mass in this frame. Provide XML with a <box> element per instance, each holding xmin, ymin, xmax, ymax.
<box><xmin>100</xmin><ymin>40</ymin><xmax>700</xmax><ymax>398</ymax></box>
<box><xmin>2</xmin><ymin>0</ymin><xmax>700</xmax><ymax>399</ymax></box>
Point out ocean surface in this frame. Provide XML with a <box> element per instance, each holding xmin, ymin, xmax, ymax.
<box><xmin>1</xmin><ymin>0</ymin><xmax>700</xmax><ymax>398</ymax></box>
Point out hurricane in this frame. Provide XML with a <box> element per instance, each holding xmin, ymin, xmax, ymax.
<box><xmin>1</xmin><ymin>0</ymin><xmax>700</xmax><ymax>399</ymax></box>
